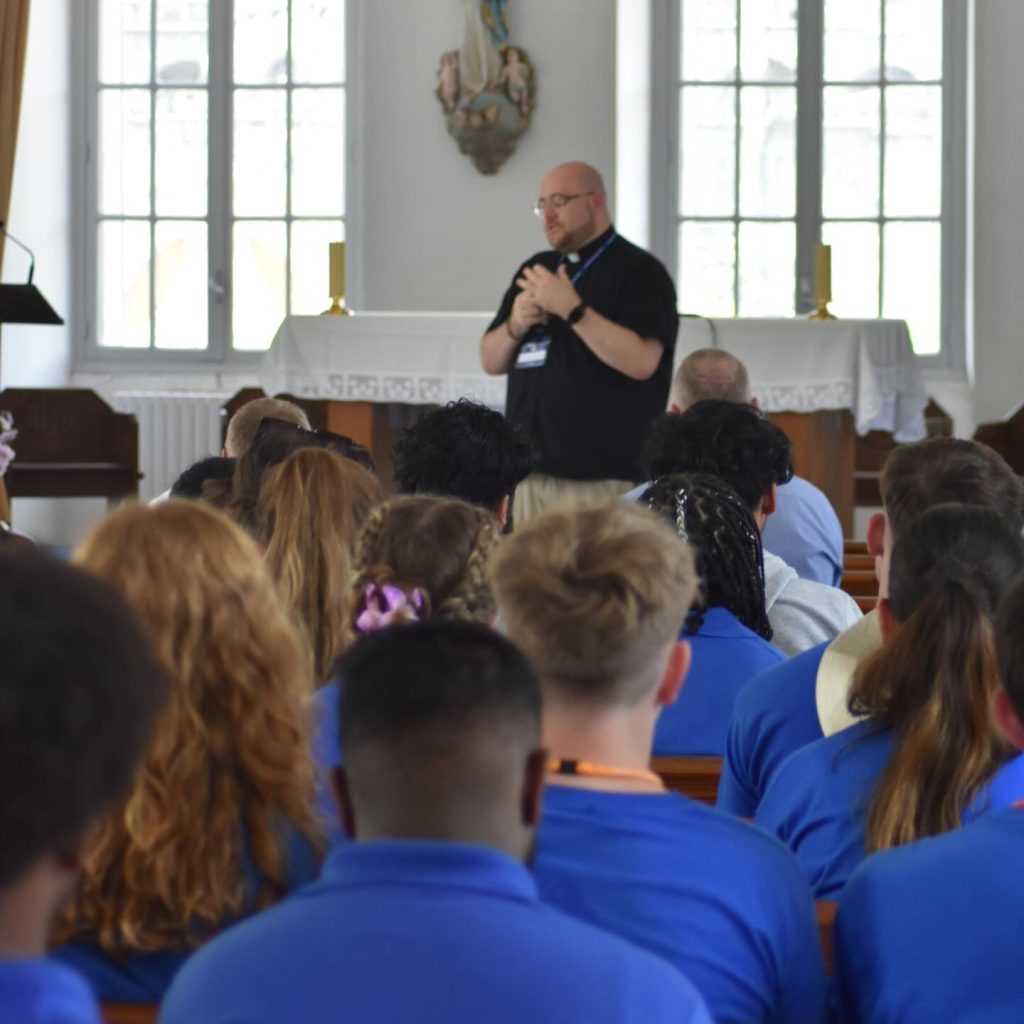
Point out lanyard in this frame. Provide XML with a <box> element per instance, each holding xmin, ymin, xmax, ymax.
<box><xmin>565</xmin><ymin>231</ymin><xmax>618</xmax><ymax>285</ymax></box>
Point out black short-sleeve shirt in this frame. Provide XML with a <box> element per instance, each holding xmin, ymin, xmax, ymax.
<box><xmin>487</xmin><ymin>227</ymin><xmax>677</xmax><ymax>482</ymax></box>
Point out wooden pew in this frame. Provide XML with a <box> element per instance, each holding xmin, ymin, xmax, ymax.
<box><xmin>816</xmin><ymin>900</ymin><xmax>838</xmax><ymax>974</ymax></box>
<box><xmin>842</xmin><ymin>552</ymin><xmax>875</xmax><ymax>573</ymax></box>
<box><xmin>651</xmin><ymin>756</ymin><xmax>722</xmax><ymax>805</ymax></box>
<box><xmin>844</xmin><ymin>539</ymin><xmax>869</xmax><ymax>556</ymax></box>
<box><xmin>0</xmin><ymin>389</ymin><xmax>140</xmax><ymax>511</ymax></box>
<box><xmin>854</xmin><ymin>596</ymin><xmax>877</xmax><ymax>615</ymax></box>
<box><xmin>101</xmin><ymin>1005</ymin><xmax>158</xmax><ymax>1024</ymax></box>
<box><xmin>974</xmin><ymin>402</ymin><xmax>1024</xmax><ymax>475</ymax></box>
<box><xmin>840</xmin><ymin>570</ymin><xmax>878</xmax><ymax>597</ymax></box>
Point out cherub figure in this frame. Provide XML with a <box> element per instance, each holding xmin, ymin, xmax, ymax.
<box><xmin>437</xmin><ymin>51</ymin><xmax>460</xmax><ymax>112</ymax></box>
<box><xmin>498</xmin><ymin>47</ymin><xmax>531</xmax><ymax>114</ymax></box>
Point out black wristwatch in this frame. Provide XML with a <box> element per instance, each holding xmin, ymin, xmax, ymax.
<box><xmin>566</xmin><ymin>301</ymin><xmax>588</xmax><ymax>326</ymax></box>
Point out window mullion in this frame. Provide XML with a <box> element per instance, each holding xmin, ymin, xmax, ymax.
<box><xmin>648</xmin><ymin>0</ymin><xmax>678</xmax><ymax>281</ymax></box>
<box><xmin>207</xmin><ymin>0</ymin><xmax>233</xmax><ymax>360</ymax></box>
<box><xmin>795</xmin><ymin>0</ymin><xmax>824</xmax><ymax>314</ymax></box>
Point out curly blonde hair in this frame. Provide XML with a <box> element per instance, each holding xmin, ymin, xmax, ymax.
<box><xmin>53</xmin><ymin>501</ymin><xmax>322</xmax><ymax>953</ymax></box>
<box><xmin>257</xmin><ymin>448</ymin><xmax>382</xmax><ymax>685</ymax></box>
<box><xmin>350</xmin><ymin>495</ymin><xmax>499</xmax><ymax>627</ymax></box>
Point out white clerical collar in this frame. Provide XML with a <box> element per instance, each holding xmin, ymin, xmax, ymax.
<box><xmin>565</xmin><ymin>251</ymin><xmax>581</xmax><ymax>263</ymax></box>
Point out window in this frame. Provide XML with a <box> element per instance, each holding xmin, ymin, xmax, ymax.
<box><xmin>76</xmin><ymin>0</ymin><xmax>347</xmax><ymax>363</ymax></box>
<box><xmin>656</xmin><ymin>0</ymin><xmax>966</xmax><ymax>363</ymax></box>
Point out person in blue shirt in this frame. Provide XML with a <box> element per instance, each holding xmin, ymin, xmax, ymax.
<box><xmin>832</xmin><ymin>571</ymin><xmax>1024</xmax><ymax>1023</ymax></box>
<box><xmin>756</xmin><ymin>503</ymin><xmax>1024</xmax><ymax>897</ymax></box>
<box><xmin>718</xmin><ymin>436</ymin><xmax>1024</xmax><ymax>818</ymax></box>
<box><xmin>0</xmin><ymin>552</ymin><xmax>168</xmax><ymax>1024</ymax></box>
<box><xmin>642</xmin><ymin>473</ymin><xmax>786</xmax><ymax>754</ymax></box>
<box><xmin>489</xmin><ymin>501</ymin><xmax>825</xmax><ymax>1023</ymax></box>
<box><xmin>162</xmin><ymin>620</ymin><xmax>712</xmax><ymax>1024</ymax></box>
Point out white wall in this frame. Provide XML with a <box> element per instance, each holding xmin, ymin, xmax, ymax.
<box><xmin>353</xmin><ymin>0</ymin><xmax>616</xmax><ymax>313</ymax></box>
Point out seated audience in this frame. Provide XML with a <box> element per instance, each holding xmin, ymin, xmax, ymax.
<box><xmin>391</xmin><ymin>398</ymin><xmax>536</xmax><ymax>526</ymax></box>
<box><xmin>170</xmin><ymin>455</ymin><xmax>235</xmax><ymax>501</ymax></box>
<box><xmin>832</xmin><ymin>571</ymin><xmax>1024</xmax><ymax>1023</ymax></box>
<box><xmin>755</xmin><ymin>503</ymin><xmax>1024</xmax><ymax>898</ymax></box>
<box><xmin>642</xmin><ymin>473</ymin><xmax>785</xmax><ymax>754</ymax></box>
<box><xmin>627</xmin><ymin>348</ymin><xmax>844</xmax><ymax>585</ymax></box>
<box><xmin>0</xmin><ymin>553</ymin><xmax>167</xmax><ymax>1024</ymax></box>
<box><xmin>160</xmin><ymin>622</ymin><xmax>712</xmax><ymax>1024</ymax></box>
<box><xmin>490</xmin><ymin>501</ymin><xmax>825</xmax><ymax>1023</ymax></box>
<box><xmin>50</xmin><ymin>502</ymin><xmax>324</xmax><ymax>1002</ymax></box>
<box><xmin>640</xmin><ymin>400</ymin><xmax>861</xmax><ymax>654</ymax></box>
<box><xmin>717</xmin><ymin>436</ymin><xmax>1024</xmax><ymax>817</ymax></box>
<box><xmin>256</xmin><ymin>448</ymin><xmax>382</xmax><ymax>687</ymax></box>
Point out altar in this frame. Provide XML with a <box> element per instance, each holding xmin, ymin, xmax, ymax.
<box><xmin>263</xmin><ymin>313</ymin><xmax>927</xmax><ymax>533</ymax></box>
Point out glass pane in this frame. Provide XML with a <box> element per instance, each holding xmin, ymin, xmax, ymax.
<box><xmin>155</xmin><ymin>0</ymin><xmax>208</xmax><ymax>84</ymax></box>
<box><xmin>99</xmin><ymin>89</ymin><xmax>151</xmax><ymax>216</ymax></box>
<box><xmin>885</xmin><ymin>0</ymin><xmax>942</xmax><ymax>81</ymax></box>
<box><xmin>98</xmin><ymin>220</ymin><xmax>150</xmax><ymax>348</ymax></box>
<box><xmin>99</xmin><ymin>0</ymin><xmax>151</xmax><ymax>84</ymax></box>
<box><xmin>681</xmin><ymin>0</ymin><xmax>736</xmax><ymax>81</ymax></box>
<box><xmin>154</xmin><ymin>220</ymin><xmax>208</xmax><ymax>349</ymax></box>
<box><xmin>291</xmin><ymin>220</ymin><xmax>345</xmax><ymax>315</ymax></box>
<box><xmin>821</xmin><ymin>221</ymin><xmax>880</xmax><ymax>317</ymax></box>
<box><xmin>233</xmin><ymin>221</ymin><xmax>286</xmax><ymax>350</ymax></box>
<box><xmin>155</xmin><ymin>89</ymin><xmax>207</xmax><ymax>216</ymax></box>
<box><xmin>233</xmin><ymin>89</ymin><xmax>287</xmax><ymax>216</ymax></box>
<box><xmin>234</xmin><ymin>0</ymin><xmax>288</xmax><ymax>85</ymax></box>
<box><xmin>824</xmin><ymin>0</ymin><xmax>881</xmax><ymax>82</ymax></box>
<box><xmin>292</xmin><ymin>0</ymin><xmax>346</xmax><ymax>83</ymax></box>
<box><xmin>740</xmin><ymin>0</ymin><xmax>797</xmax><ymax>82</ymax></box>
<box><xmin>739</xmin><ymin>86</ymin><xmax>796</xmax><ymax>216</ymax></box>
<box><xmin>678</xmin><ymin>220</ymin><xmax>735</xmax><ymax>317</ymax></box>
<box><xmin>823</xmin><ymin>86</ymin><xmax>880</xmax><ymax>218</ymax></box>
<box><xmin>738</xmin><ymin>221</ymin><xmax>795</xmax><ymax>315</ymax></box>
<box><xmin>884</xmin><ymin>85</ymin><xmax>941</xmax><ymax>217</ymax></box>
<box><xmin>883</xmin><ymin>221</ymin><xmax>941</xmax><ymax>354</ymax></box>
<box><xmin>291</xmin><ymin>88</ymin><xmax>345</xmax><ymax>216</ymax></box>
<box><xmin>680</xmin><ymin>87</ymin><xmax>735</xmax><ymax>216</ymax></box>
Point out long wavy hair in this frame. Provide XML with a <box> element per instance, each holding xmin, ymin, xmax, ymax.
<box><xmin>257</xmin><ymin>448</ymin><xmax>382</xmax><ymax>685</ymax></box>
<box><xmin>351</xmin><ymin>495</ymin><xmax>499</xmax><ymax>627</ymax></box>
<box><xmin>849</xmin><ymin>503</ymin><xmax>1024</xmax><ymax>853</ymax></box>
<box><xmin>53</xmin><ymin>501</ymin><xmax>323</xmax><ymax>953</ymax></box>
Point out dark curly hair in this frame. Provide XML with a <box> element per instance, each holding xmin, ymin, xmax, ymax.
<box><xmin>641</xmin><ymin>400</ymin><xmax>793</xmax><ymax>512</ymax></box>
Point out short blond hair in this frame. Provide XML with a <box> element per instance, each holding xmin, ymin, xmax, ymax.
<box><xmin>225</xmin><ymin>397</ymin><xmax>311</xmax><ymax>458</ymax></box>
<box><xmin>489</xmin><ymin>502</ymin><xmax>697</xmax><ymax>704</ymax></box>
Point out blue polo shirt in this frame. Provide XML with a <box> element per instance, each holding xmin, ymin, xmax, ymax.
<box><xmin>536</xmin><ymin>784</ymin><xmax>825</xmax><ymax>1024</ymax></box>
<box><xmin>0</xmin><ymin>959</ymin><xmax>100</xmax><ymax>1024</ymax></box>
<box><xmin>312</xmin><ymin>678</ymin><xmax>345</xmax><ymax>843</ymax></box>
<box><xmin>716</xmin><ymin>642</ymin><xmax>827</xmax><ymax>817</ymax></box>
<box><xmin>161</xmin><ymin>840</ymin><xmax>712</xmax><ymax>1024</ymax></box>
<box><xmin>762</xmin><ymin>476</ymin><xmax>844</xmax><ymax>587</ymax></box>
<box><xmin>755</xmin><ymin>719</ymin><xmax>1024</xmax><ymax>898</ymax></box>
<box><xmin>834</xmin><ymin>808</ymin><xmax>1024</xmax><ymax>1023</ymax></box>
<box><xmin>654</xmin><ymin>607</ymin><xmax>787</xmax><ymax>756</ymax></box>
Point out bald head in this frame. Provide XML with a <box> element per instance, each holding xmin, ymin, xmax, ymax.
<box><xmin>670</xmin><ymin>349</ymin><xmax>751</xmax><ymax>412</ymax></box>
<box><xmin>537</xmin><ymin>161</ymin><xmax>610</xmax><ymax>252</ymax></box>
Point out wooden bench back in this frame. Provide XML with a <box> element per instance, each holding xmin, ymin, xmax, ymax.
<box><xmin>101</xmin><ymin>1004</ymin><xmax>159</xmax><ymax>1024</ymax></box>
<box><xmin>816</xmin><ymin>900</ymin><xmax>838</xmax><ymax>973</ymax></box>
<box><xmin>651</xmin><ymin>756</ymin><xmax>723</xmax><ymax>805</ymax></box>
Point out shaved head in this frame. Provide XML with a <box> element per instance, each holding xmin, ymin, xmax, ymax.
<box><xmin>537</xmin><ymin>161</ymin><xmax>610</xmax><ymax>252</ymax></box>
<box><xmin>671</xmin><ymin>349</ymin><xmax>751</xmax><ymax>411</ymax></box>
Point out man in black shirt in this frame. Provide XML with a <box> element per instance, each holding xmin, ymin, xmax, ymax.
<box><xmin>480</xmin><ymin>161</ymin><xmax>677</xmax><ymax>523</ymax></box>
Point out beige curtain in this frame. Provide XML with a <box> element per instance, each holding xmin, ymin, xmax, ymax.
<box><xmin>0</xmin><ymin>0</ymin><xmax>31</xmax><ymax>268</ymax></box>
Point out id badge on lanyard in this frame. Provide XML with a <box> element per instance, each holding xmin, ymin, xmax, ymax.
<box><xmin>514</xmin><ymin>333</ymin><xmax>551</xmax><ymax>369</ymax></box>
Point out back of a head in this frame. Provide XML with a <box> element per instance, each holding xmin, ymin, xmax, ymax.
<box><xmin>224</xmin><ymin>397</ymin><xmax>311</xmax><ymax>458</ymax></box>
<box><xmin>0</xmin><ymin>551</ymin><xmax>167</xmax><ymax>889</ymax></box>
<box><xmin>352</xmin><ymin>494</ymin><xmax>499</xmax><ymax>629</ymax></box>
<box><xmin>338</xmin><ymin>620</ymin><xmax>540</xmax><ymax>843</ymax></box>
<box><xmin>642</xmin><ymin>472</ymin><xmax>772</xmax><ymax>640</ymax></box>
<box><xmin>881</xmin><ymin>436</ymin><xmax>1024</xmax><ymax>541</ymax></box>
<box><xmin>851</xmin><ymin>503</ymin><xmax>1024</xmax><ymax>852</ymax></box>
<box><xmin>391</xmin><ymin>399</ymin><xmax>536</xmax><ymax>510</ymax></box>
<box><xmin>171</xmin><ymin>455</ymin><xmax>235</xmax><ymax>501</ymax></box>
<box><xmin>996</xmin><ymin>573</ymin><xmax>1024</xmax><ymax>725</ymax></box>
<box><xmin>489</xmin><ymin>501</ymin><xmax>697</xmax><ymax>705</ymax></box>
<box><xmin>671</xmin><ymin>348</ymin><xmax>751</xmax><ymax>409</ymax></box>
<box><xmin>641</xmin><ymin>400</ymin><xmax>793</xmax><ymax>509</ymax></box>
<box><xmin>62</xmin><ymin>501</ymin><xmax>319</xmax><ymax>951</ymax></box>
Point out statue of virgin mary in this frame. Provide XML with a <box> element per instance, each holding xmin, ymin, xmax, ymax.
<box><xmin>459</xmin><ymin>0</ymin><xmax>509</xmax><ymax>99</ymax></box>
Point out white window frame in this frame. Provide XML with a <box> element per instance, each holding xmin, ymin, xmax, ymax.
<box><xmin>70</xmin><ymin>0</ymin><xmax>362</xmax><ymax>373</ymax></box>
<box><xmin>650</xmin><ymin>0</ymin><xmax>968</xmax><ymax>371</ymax></box>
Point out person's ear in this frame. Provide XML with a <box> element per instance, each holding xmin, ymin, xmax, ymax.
<box><xmin>668</xmin><ymin>401</ymin><xmax>682</xmax><ymax>415</ymax></box>
<box><xmin>992</xmin><ymin>690</ymin><xmax>1024</xmax><ymax>751</ymax></box>
<box><xmin>761</xmin><ymin>483</ymin><xmax>777</xmax><ymax>518</ymax></box>
<box><xmin>332</xmin><ymin>767</ymin><xmax>357</xmax><ymax>839</ymax></box>
<box><xmin>656</xmin><ymin>640</ymin><xmax>691</xmax><ymax>707</ymax></box>
<box><xmin>521</xmin><ymin>747</ymin><xmax>547</xmax><ymax>827</ymax></box>
<box><xmin>866</xmin><ymin>512</ymin><xmax>887</xmax><ymax>558</ymax></box>
<box><xmin>750</xmin><ymin>396</ymin><xmax>761</xmax><ymax>411</ymax></box>
<box><xmin>493</xmin><ymin>494</ymin><xmax>511</xmax><ymax>527</ymax></box>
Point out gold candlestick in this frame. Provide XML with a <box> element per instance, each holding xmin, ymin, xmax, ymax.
<box><xmin>323</xmin><ymin>241</ymin><xmax>352</xmax><ymax>316</ymax></box>
<box><xmin>810</xmin><ymin>243</ymin><xmax>836</xmax><ymax>320</ymax></box>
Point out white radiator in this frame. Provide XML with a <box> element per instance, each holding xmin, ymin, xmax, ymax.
<box><xmin>111</xmin><ymin>392</ymin><xmax>227</xmax><ymax>502</ymax></box>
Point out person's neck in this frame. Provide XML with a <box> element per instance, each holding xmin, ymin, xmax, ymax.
<box><xmin>0</xmin><ymin>866</ymin><xmax>65</xmax><ymax>959</ymax></box>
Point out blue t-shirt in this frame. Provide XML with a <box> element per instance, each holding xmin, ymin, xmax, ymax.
<box><xmin>654</xmin><ymin>607</ymin><xmax>787</xmax><ymax>756</ymax></box>
<box><xmin>763</xmin><ymin>476</ymin><xmax>844</xmax><ymax>587</ymax></box>
<box><xmin>536</xmin><ymin>784</ymin><xmax>825</xmax><ymax>1024</ymax></box>
<box><xmin>312</xmin><ymin>678</ymin><xmax>345</xmax><ymax>843</ymax></box>
<box><xmin>755</xmin><ymin>719</ymin><xmax>1024</xmax><ymax>898</ymax></box>
<box><xmin>160</xmin><ymin>840</ymin><xmax>712</xmax><ymax>1024</ymax></box>
<box><xmin>834</xmin><ymin>809</ymin><xmax>1024</xmax><ymax>1023</ymax></box>
<box><xmin>0</xmin><ymin>958</ymin><xmax>100</xmax><ymax>1024</ymax></box>
<box><xmin>717</xmin><ymin>642</ymin><xmax>827</xmax><ymax>817</ymax></box>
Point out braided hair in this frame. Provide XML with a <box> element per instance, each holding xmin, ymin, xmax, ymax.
<box><xmin>642</xmin><ymin>471</ymin><xmax>772</xmax><ymax>640</ymax></box>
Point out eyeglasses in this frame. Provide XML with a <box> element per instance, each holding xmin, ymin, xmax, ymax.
<box><xmin>533</xmin><ymin>192</ymin><xmax>594</xmax><ymax>217</ymax></box>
